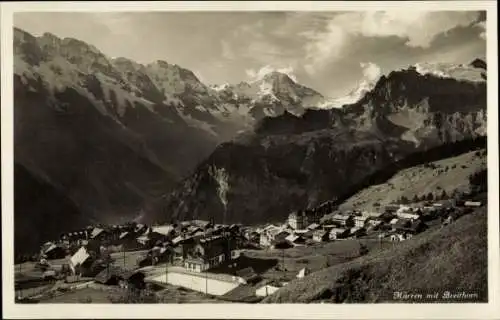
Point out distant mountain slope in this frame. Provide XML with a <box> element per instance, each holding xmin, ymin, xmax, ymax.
<box><xmin>160</xmin><ymin>61</ymin><xmax>487</xmax><ymax>225</ymax></box>
<box><xmin>263</xmin><ymin>208</ymin><xmax>487</xmax><ymax>303</ymax></box>
<box><xmin>339</xmin><ymin>148</ymin><xmax>487</xmax><ymax>212</ymax></box>
<box><xmin>13</xmin><ymin>27</ymin><xmax>335</xmax><ymax>247</ymax></box>
<box><xmin>14</xmin><ymin>164</ymin><xmax>87</xmax><ymax>257</ymax></box>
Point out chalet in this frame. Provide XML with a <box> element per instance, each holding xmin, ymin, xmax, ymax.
<box><xmin>307</xmin><ymin>223</ymin><xmax>320</xmax><ymax>231</ymax></box>
<box><xmin>187</xmin><ymin>226</ymin><xmax>204</xmax><ymax>236</ymax></box>
<box><xmin>136</xmin><ymin>234</ymin><xmax>150</xmax><ymax>247</ymax></box>
<box><xmin>228</xmin><ymin>224</ymin><xmax>241</xmax><ymax>233</ymax></box>
<box><xmin>284</xmin><ymin>234</ymin><xmax>306</xmax><ymax>246</ymax></box>
<box><xmin>464</xmin><ymin>201</ymin><xmax>482</xmax><ymax>207</ymax></box>
<box><xmin>204</xmin><ymin>227</ymin><xmax>215</xmax><ymax>236</ymax></box>
<box><xmin>350</xmin><ymin>227</ymin><xmax>366</xmax><ymax>238</ymax></box>
<box><xmin>302</xmin><ymin>229</ymin><xmax>315</xmax><ymax>240</ymax></box>
<box><xmin>152</xmin><ymin>225</ymin><xmax>175</xmax><ymax>236</ymax></box>
<box><xmin>404</xmin><ymin>219</ymin><xmax>427</xmax><ymax>234</ymax></box>
<box><xmin>259</xmin><ymin>233</ymin><xmax>272</xmax><ymax>247</ymax></box>
<box><xmin>172</xmin><ymin>235</ymin><xmax>185</xmax><ymax>246</ymax></box>
<box><xmin>244</xmin><ymin>230</ymin><xmax>260</xmax><ymax>243</ymax></box>
<box><xmin>361</xmin><ymin>211</ymin><xmax>384</xmax><ymax>219</ymax></box>
<box><xmin>390</xmin><ymin>233</ymin><xmax>406</xmax><ymax>242</ymax></box>
<box><xmin>288</xmin><ymin>211</ymin><xmax>307</xmax><ymax>230</ymax></box>
<box><xmin>366</xmin><ymin>219</ymin><xmax>383</xmax><ymax>229</ymax></box>
<box><xmin>312</xmin><ymin>230</ymin><xmax>329</xmax><ymax>242</ymax></box>
<box><xmin>135</xmin><ymin>224</ymin><xmax>147</xmax><ymax>235</ymax></box>
<box><xmin>255</xmin><ymin>284</ymin><xmax>280</xmax><ymax>297</ymax></box>
<box><xmin>353</xmin><ymin>216</ymin><xmax>368</xmax><ymax>228</ymax></box>
<box><xmin>273</xmin><ymin>231</ymin><xmax>291</xmax><ymax>244</ymax></box>
<box><xmin>191</xmin><ymin>220</ymin><xmax>212</xmax><ymax>229</ymax></box>
<box><xmin>288</xmin><ymin>209</ymin><xmax>322</xmax><ymax>230</ymax></box>
<box><xmin>149</xmin><ymin>225</ymin><xmax>175</xmax><ymax>244</ymax></box>
<box><xmin>397</xmin><ymin>212</ymin><xmax>421</xmax><ymax>221</ymax></box>
<box><xmin>43</xmin><ymin>244</ymin><xmax>67</xmax><ymax>260</ymax></box>
<box><xmin>321</xmin><ymin>224</ymin><xmax>337</xmax><ymax>231</ymax></box>
<box><xmin>442</xmin><ymin>215</ymin><xmax>454</xmax><ymax>226</ymax></box>
<box><xmin>296</xmin><ymin>267</ymin><xmax>311</xmax><ymax>279</ymax></box>
<box><xmin>393</xmin><ymin>219</ymin><xmax>412</xmax><ymax>232</ymax></box>
<box><xmin>94</xmin><ymin>266</ymin><xmax>125</xmax><ymax>285</ymax></box>
<box><xmin>259</xmin><ymin>225</ymin><xmax>282</xmax><ymax>247</ymax></box>
<box><xmin>384</xmin><ymin>204</ymin><xmax>400</xmax><ymax>214</ymax></box>
<box><xmin>329</xmin><ymin>228</ymin><xmax>349</xmax><ymax>240</ymax></box>
<box><xmin>90</xmin><ymin>228</ymin><xmax>113</xmax><ymax>244</ymax></box>
<box><xmin>293</xmin><ymin>229</ymin><xmax>309</xmax><ymax>236</ymax></box>
<box><xmin>69</xmin><ymin>246</ymin><xmax>92</xmax><ymax>275</ymax></box>
<box><xmin>184</xmin><ymin>235</ymin><xmax>236</xmax><ymax>272</ymax></box>
<box><xmin>173</xmin><ymin>236</ymin><xmax>196</xmax><ymax>260</ymax></box>
<box><xmin>331</xmin><ymin>214</ymin><xmax>354</xmax><ymax>228</ymax></box>
<box><xmin>191</xmin><ymin>230</ymin><xmax>206</xmax><ymax>240</ymax></box>
<box><xmin>235</xmin><ymin>267</ymin><xmax>260</xmax><ymax>284</ymax></box>
<box><xmin>389</xmin><ymin>218</ymin><xmax>399</xmax><ymax>230</ymax></box>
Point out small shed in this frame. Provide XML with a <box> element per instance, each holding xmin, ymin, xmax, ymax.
<box><xmin>464</xmin><ymin>201</ymin><xmax>482</xmax><ymax>207</ymax></box>
<box><xmin>236</xmin><ymin>267</ymin><xmax>260</xmax><ymax>284</ymax></box>
<box><xmin>255</xmin><ymin>284</ymin><xmax>280</xmax><ymax>297</ymax></box>
<box><xmin>312</xmin><ymin>230</ymin><xmax>329</xmax><ymax>242</ymax></box>
<box><xmin>296</xmin><ymin>267</ymin><xmax>311</xmax><ymax>279</ymax></box>
<box><xmin>44</xmin><ymin>244</ymin><xmax>67</xmax><ymax>260</ymax></box>
<box><xmin>329</xmin><ymin>228</ymin><xmax>349</xmax><ymax>240</ymax></box>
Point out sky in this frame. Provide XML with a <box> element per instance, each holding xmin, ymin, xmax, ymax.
<box><xmin>14</xmin><ymin>11</ymin><xmax>486</xmax><ymax>97</ymax></box>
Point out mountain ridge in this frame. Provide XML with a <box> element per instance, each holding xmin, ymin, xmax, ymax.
<box><xmin>13</xmin><ymin>26</ymin><xmax>488</xmax><ymax>241</ymax></box>
<box><xmin>158</xmin><ymin>60</ymin><xmax>487</xmax><ymax>225</ymax></box>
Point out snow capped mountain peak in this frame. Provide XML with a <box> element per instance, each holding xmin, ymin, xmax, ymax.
<box><xmin>413</xmin><ymin>61</ymin><xmax>485</xmax><ymax>82</ymax></box>
<box><xmin>261</xmin><ymin>71</ymin><xmax>295</xmax><ymax>83</ymax></box>
<box><xmin>210</xmin><ymin>83</ymin><xmax>231</xmax><ymax>92</ymax></box>
<box><xmin>316</xmin><ymin>79</ymin><xmax>376</xmax><ymax>109</ymax></box>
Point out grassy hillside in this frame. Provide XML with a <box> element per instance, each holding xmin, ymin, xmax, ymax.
<box><xmin>263</xmin><ymin>208</ymin><xmax>487</xmax><ymax>303</ymax></box>
<box><xmin>338</xmin><ymin>149</ymin><xmax>486</xmax><ymax>211</ymax></box>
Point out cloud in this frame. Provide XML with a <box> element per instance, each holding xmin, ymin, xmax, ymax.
<box><xmin>474</xmin><ymin>21</ymin><xmax>486</xmax><ymax>40</ymax></box>
<box><xmin>360</xmin><ymin>62</ymin><xmax>381</xmax><ymax>82</ymax></box>
<box><xmin>303</xmin><ymin>22</ymin><xmax>348</xmax><ymax>75</ymax></box>
<box><xmin>245</xmin><ymin>65</ymin><xmax>298</xmax><ymax>82</ymax></box>
<box><xmin>303</xmin><ymin>11</ymin><xmax>482</xmax><ymax>75</ymax></box>
<box><xmin>221</xmin><ymin>40</ymin><xmax>236</xmax><ymax>60</ymax></box>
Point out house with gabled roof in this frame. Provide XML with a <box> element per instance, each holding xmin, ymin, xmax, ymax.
<box><xmin>296</xmin><ymin>267</ymin><xmax>311</xmax><ymax>279</ymax></box>
<box><xmin>235</xmin><ymin>267</ymin><xmax>260</xmax><ymax>284</ymax></box>
<box><xmin>329</xmin><ymin>228</ymin><xmax>349</xmax><ymax>240</ymax></box>
<box><xmin>312</xmin><ymin>230</ymin><xmax>329</xmax><ymax>242</ymax></box>
<box><xmin>353</xmin><ymin>215</ymin><xmax>369</xmax><ymax>228</ymax></box>
<box><xmin>331</xmin><ymin>214</ymin><xmax>354</xmax><ymax>228</ymax></box>
<box><xmin>184</xmin><ymin>234</ymin><xmax>236</xmax><ymax>272</ymax></box>
<box><xmin>283</xmin><ymin>233</ymin><xmax>304</xmax><ymax>246</ymax></box>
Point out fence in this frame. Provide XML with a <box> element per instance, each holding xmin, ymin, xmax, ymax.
<box><xmin>147</xmin><ymin>267</ymin><xmax>244</xmax><ymax>296</ymax></box>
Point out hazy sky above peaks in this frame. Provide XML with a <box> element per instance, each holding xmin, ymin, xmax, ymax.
<box><xmin>15</xmin><ymin>11</ymin><xmax>486</xmax><ymax>97</ymax></box>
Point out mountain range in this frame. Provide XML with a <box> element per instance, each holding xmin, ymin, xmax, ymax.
<box><xmin>160</xmin><ymin>62</ymin><xmax>487</xmax><ymax>225</ymax></box>
<box><xmin>13</xmin><ymin>27</ymin><xmax>487</xmax><ymax>253</ymax></box>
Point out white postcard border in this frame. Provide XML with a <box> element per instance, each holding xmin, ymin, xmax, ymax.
<box><xmin>1</xmin><ymin>1</ymin><xmax>498</xmax><ymax>319</ymax></box>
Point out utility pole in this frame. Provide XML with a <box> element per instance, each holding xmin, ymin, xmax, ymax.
<box><xmin>165</xmin><ymin>257</ymin><xmax>168</xmax><ymax>285</ymax></box>
<box><xmin>18</xmin><ymin>259</ymin><xmax>22</xmax><ymax>299</ymax></box>
<box><xmin>282</xmin><ymin>249</ymin><xmax>285</xmax><ymax>278</ymax></box>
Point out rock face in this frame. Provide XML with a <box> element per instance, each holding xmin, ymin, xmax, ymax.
<box><xmin>161</xmin><ymin>64</ymin><xmax>487</xmax><ymax>225</ymax></box>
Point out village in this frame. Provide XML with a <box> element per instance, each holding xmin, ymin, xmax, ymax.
<box><xmin>14</xmin><ymin>197</ymin><xmax>484</xmax><ymax>303</ymax></box>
